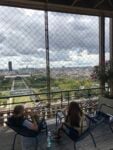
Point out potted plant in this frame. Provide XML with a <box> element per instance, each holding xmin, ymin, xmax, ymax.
<box><xmin>92</xmin><ymin>60</ymin><xmax>113</xmax><ymax>98</ymax></box>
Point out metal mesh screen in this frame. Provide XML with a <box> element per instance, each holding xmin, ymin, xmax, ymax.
<box><xmin>49</xmin><ymin>12</ymin><xmax>99</xmax><ymax>91</ymax></box>
<box><xmin>0</xmin><ymin>7</ymin><xmax>46</xmax><ymax>99</ymax></box>
<box><xmin>0</xmin><ymin>6</ymin><xmax>110</xmax><ymax>104</ymax></box>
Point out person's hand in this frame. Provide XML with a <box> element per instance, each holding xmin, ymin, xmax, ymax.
<box><xmin>63</xmin><ymin>106</ymin><xmax>68</xmax><ymax>115</ymax></box>
<box><xmin>30</xmin><ymin>110</ymin><xmax>35</xmax><ymax>117</ymax></box>
<box><xmin>24</xmin><ymin>108</ymin><xmax>30</xmax><ymax>117</ymax></box>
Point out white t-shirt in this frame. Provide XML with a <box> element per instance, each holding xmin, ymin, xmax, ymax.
<box><xmin>23</xmin><ymin>119</ymin><xmax>33</xmax><ymax>129</ymax></box>
<box><xmin>21</xmin><ymin>119</ymin><xmax>37</xmax><ymax>150</ymax></box>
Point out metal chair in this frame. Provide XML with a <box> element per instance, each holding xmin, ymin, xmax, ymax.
<box><xmin>56</xmin><ymin>111</ymin><xmax>96</xmax><ymax>150</ymax></box>
<box><xmin>62</xmin><ymin>123</ymin><xmax>96</xmax><ymax>150</ymax></box>
<box><xmin>86</xmin><ymin>103</ymin><xmax>113</xmax><ymax>133</ymax></box>
<box><xmin>6</xmin><ymin>118</ymin><xmax>48</xmax><ymax>150</ymax></box>
<box><xmin>56</xmin><ymin>110</ymin><xmax>65</xmax><ymax>126</ymax></box>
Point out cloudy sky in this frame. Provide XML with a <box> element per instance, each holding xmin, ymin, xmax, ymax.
<box><xmin>0</xmin><ymin>6</ymin><xmax>110</xmax><ymax>69</ymax></box>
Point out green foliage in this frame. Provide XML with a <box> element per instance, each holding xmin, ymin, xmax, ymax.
<box><xmin>52</xmin><ymin>78</ymin><xmax>93</xmax><ymax>91</ymax></box>
<box><xmin>0</xmin><ymin>77</ymin><xmax>12</xmax><ymax>91</ymax></box>
<box><xmin>92</xmin><ymin>60</ymin><xmax>113</xmax><ymax>83</ymax></box>
<box><xmin>0</xmin><ymin>74</ymin><xmax>96</xmax><ymax>101</ymax></box>
<box><xmin>26</xmin><ymin>75</ymin><xmax>94</xmax><ymax>92</ymax></box>
<box><xmin>25</xmin><ymin>75</ymin><xmax>47</xmax><ymax>88</ymax></box>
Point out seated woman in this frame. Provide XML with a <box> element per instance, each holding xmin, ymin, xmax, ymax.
<box><xmin>8</xmin><ymin>105</ymin><xmax>39</xmax><ymax>150</ymax></box>
<box><xmin>8</xmin><ymin>105</ymin><xmax>38</xmax><ymax>131</ymax></box>
<box><xmin>25</xmin><ymin>108</ymin><xmax>45</xmax><ymax>131</ymax></box>
<box><xmin>55</xmin><ymin>101</ymin><xmax>87</xmax><ymax>138</ymax></box>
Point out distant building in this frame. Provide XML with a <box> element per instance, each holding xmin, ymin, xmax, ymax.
<box><xmin>8</xmin><ymin>61</ymin><xmax>12</xmax><ymax>71</ymax></box>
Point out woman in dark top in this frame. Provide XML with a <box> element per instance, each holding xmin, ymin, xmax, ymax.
<box><xmin>65</xmin><ymin>101</ymin><xmax>82</xmax><ymax>128</ymax></box>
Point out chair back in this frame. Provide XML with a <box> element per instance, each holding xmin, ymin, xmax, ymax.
<box><xmin>56</xmin><ymin>110</ymin><xmax>65</xmax><ymax>126</ymax></box>
<box><xmin>62</xmin><ymin>123</ymin><xmax>79</xmax><ymax>142</ymax></box>
<box><xmin>98</xmin><ymin>97</ymin><xmax>113</xmax><ymax>115</ymax></box>
<box><xmin>62</xmin><ymin>122</ymin><xmax>96</xmax><ymax>148</ymax></box>
<box><xmin>6</xmin><ymin>121</ymin><xmax>39</xmax><ymax>137</ymax></box>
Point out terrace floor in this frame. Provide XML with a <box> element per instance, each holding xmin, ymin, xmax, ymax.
<box><xmin>0</xmin><ymin>119</ymin><xmax>113</xmax><ymax>150</ymax></box>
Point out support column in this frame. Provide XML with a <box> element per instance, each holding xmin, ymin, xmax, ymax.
<box><xmin>45</xmin><ymin>10</ymin><xmax>51</xmax><ymax>107</ymax></box>
<box><xmin>109</xmin><ymin>18</ymin><xmax>113</xmax><ymax>96</ymax></box>
<box><xmin>99</xmin><ymin>16</ymin><xmax>105</xmax><ymax>95</ymax></box>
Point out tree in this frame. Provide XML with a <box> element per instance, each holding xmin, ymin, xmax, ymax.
<box><xmin>92</xmin><ymin>60</ymin><xmax>113</xmax><ymax>97</ymax></box>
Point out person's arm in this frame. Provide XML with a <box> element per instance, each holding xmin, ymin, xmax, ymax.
<box><xmin>23</xmin><ymin>119</ymin><xmax>38</xmax><ymax>131</ymax></box>
<box><xmin>31</xmin><ymin>116</ymin><xmax>38</xmax><ymax>130</ymax></box>
<box><xmin>62</xmin><ymin>106</ymin><xmax>68</xmax><ymax>115</ymax></box>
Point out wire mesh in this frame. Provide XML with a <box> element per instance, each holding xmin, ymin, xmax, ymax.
<box><xmin>49</xmin><ymin>12</ymin><xmax>99</xmax><ymax>93</ymax></box>
<box><xmin>0</xmin><ymin>6</ymin><xmax>110</xmax><ymax>105</ymax></box>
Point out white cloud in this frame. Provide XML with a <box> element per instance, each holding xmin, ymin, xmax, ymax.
<box><xmin>50</xmin><ymin>51</ymin><xmax>110</xmax><ymax>68</ymax></box>
<box><xmin>0</xmin><ymin>50</ymin><xmax>109</xmax><ymax>69</ymax></box>
<box><xmin>67</xmin><ymin>16</ymin><xmax>75</xmax><ymax>23</ymax></box>
<box><xmin>69</xmin><ymin>49</ymin><xmax>99</xmax><ymax>67</ymax></box>
<box><xmin>0</xmin><ymin>6</ymin><xmax>109</xmax><ymax>69</ymax></box>
<box><xmin>22</xmin><ymin>9</ymin><xmax>43</xmax><ymax>17</ymax></box>
<box><xmin>18</xmin><ymin>8</ymin><xmax>36</xmax><ymax>16</ymax></box>
<box><xmin>0</xmin><ymin>55</ymin><xmax>46</xmax><ymax>69</ymax></box>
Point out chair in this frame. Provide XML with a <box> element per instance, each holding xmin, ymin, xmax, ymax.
<box><xmin>38</xmin><ymin>118</ymin><xmax>48</xmax><ymax>135</ymax></box>
<box><xmin>86</xmin><ymin>103</ymin><xmax>113</xmax><ymax>133</ymax></box>
<box><xmin>62</xmin><ymin>123</ymin><xmax>96</xmax><ymax>150</ymax></box>
<box><xmin>6</xmin><ymin>118</ymin><xmax>48</xmax><ymax>150</ymax></box>
<box><xmin>56</xmin><ymin>110</ymin><xmax>65</xmax><ymax>126</ymax></box>
<box><xmin>56</xmin><ymin>111</ymin><xmax>96</xmax><ymax>150</ymax></box>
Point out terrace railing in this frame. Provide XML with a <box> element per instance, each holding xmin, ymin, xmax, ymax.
<box><xmin>0</xmin><ymin>87</ymin><xmax>108</xmax><ymax>127</ymax></box>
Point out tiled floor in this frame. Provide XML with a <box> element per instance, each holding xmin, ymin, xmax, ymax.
<box><xmin>0</xmin><ymin>120</ymin><xmax>113</xmax><ymax>150</ymax></box>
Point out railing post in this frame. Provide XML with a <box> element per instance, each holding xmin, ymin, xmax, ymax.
<box><xmin>88</xmin><ymin>89</ymin><xmax>91</xmax><ymax>101</ymax></box>
<box><xmin>61</xmin><ymin>92</ymin><xmax>63</xmax><ymax>108</ymax></box>
<box><xmin>67</xmin><ymin>92</ymin><xmax>70</xmax><ymax>106</ymax></box>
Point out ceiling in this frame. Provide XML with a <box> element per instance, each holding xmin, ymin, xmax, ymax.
<box><xmin>0</xmin><ymin>0</ymin><xmax>113</xmax><ymax>17</ymax></box>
